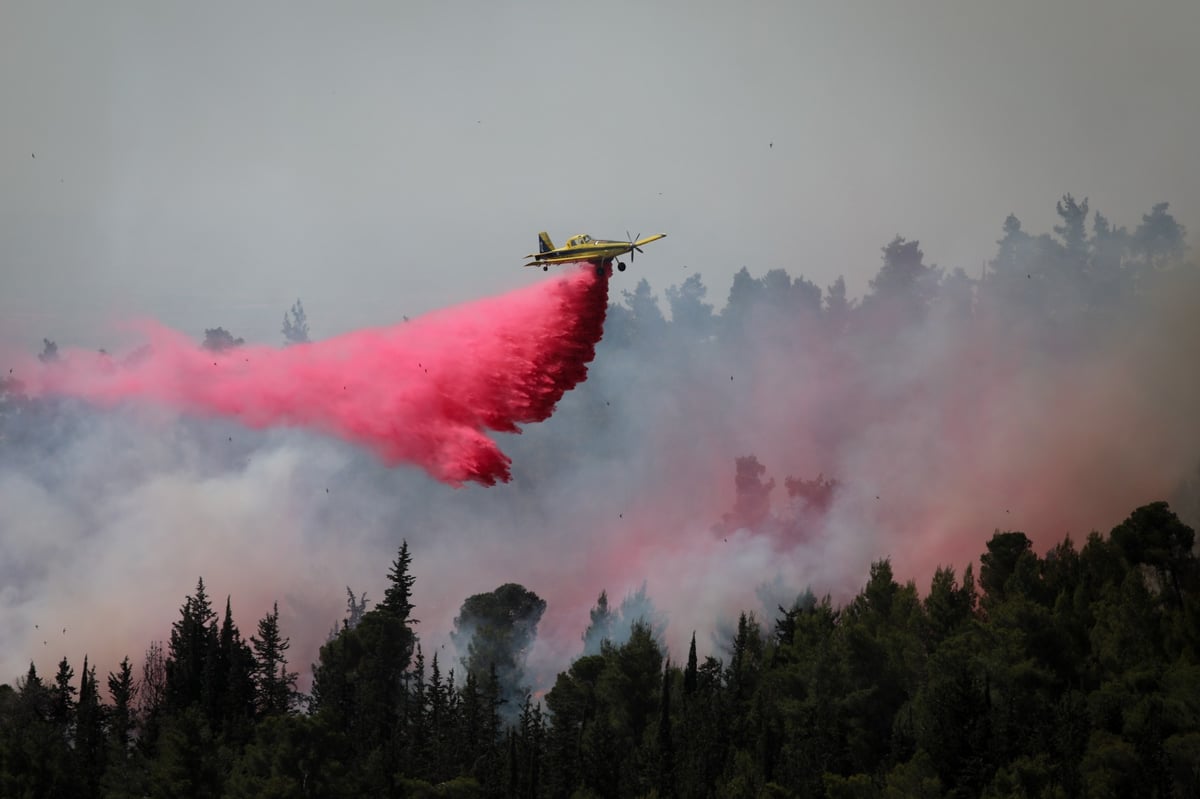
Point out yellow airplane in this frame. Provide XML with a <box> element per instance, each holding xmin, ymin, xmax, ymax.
<box><xmin>524</xmin><ymin>231</ymin><xmax>667</xmax><ymax>274</ymax></box>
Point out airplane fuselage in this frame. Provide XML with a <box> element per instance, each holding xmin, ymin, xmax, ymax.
<box><xmin>524</xmin><ymin>233</ymin><xmax>666</xmax><ymax>271</ymax></box>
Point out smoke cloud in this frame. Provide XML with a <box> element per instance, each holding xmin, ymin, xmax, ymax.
<box><xmin>2</xmin><ymin>202</ymin><xmax>1198</xmax><ymax>702</ymax></box>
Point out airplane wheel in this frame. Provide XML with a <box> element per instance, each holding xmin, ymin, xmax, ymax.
<box><xmin>617</xmin><ymin>261</ymin><xmax>626</xmax><ymax>272</ymax></box>
<box><xmin>595</xmin><ymin>264</ymin><xmax>604</xmax><ymax>276</ymax></box>
<box><xmin>543</xmin><ymin>266</ymin><xmax>548</xmax><ymax>271</ymax></box>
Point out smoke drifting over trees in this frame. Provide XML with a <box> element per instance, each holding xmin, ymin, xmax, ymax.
<box><xmin>580</xmin><ymin>584</ymin><xmax>668</xmax><ymax>658</ymax></box>
<box><xmin>0</xmin><ymin>195</ymin><xmax>1198</xmax><ymax>793</ymax></box>
<box><xmin>201</xmin><ymin>327</ymin><xmax>245</xmax><ymax>352</ymax></box>
<box><xmin>451</xmin><ymin>582</ymin><xmax>547</xmax><ymax>717</ymax></box>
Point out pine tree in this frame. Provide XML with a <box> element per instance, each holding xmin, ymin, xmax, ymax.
<box><xmin>8</xmin><ymin>663</ymin><xmax>68</xmax><ymax>798</ymax></box>
<box><xmin>49</xmin><ymin>656</ymin><xmax>76</xmax><ymax>728</ymax></box>
<box><xmin>866</xmin><ymin>236</ymin><xmax>940</xmax><ymax>315</ymax></box>
<box><xmin>250</xmin><ymin>602</ymin><xmax>297</xmax><ymax>717</ymax></box>
<box><xmin>380</xmin><ymin>540</ymin><xmax>417</xmax><ymax>624</ymax></box>
<box><xmin>582</xmin><ymin>590</ymin><xmax>615</xmax><ymax>655</ymax></box>
<box><xmin>309</xmin><ymin>542</ymin><xmax>422</xmax><ymax>789</ymax></box>
<box><xmin>139</xmin><ymin>640</ymin><xmax>169</xmax><ymax>749</ymax></box>
<box><xmin>281</xmin><ymin>299</ymin><xmax>311</xmax><ymax>345</ymax></box>
<box><xmin>344</xmin><ymin>587</ymin><xmax>368</xmax><ymax>630</ymax></box>
<box><xmin>728</xmin><ymin>612</ymin><xmax>764</xmax><ymax>702</ymax></box>
<box><xmin>166</xmin><ymin>577</ymin><xmax>218</xmax><ymax>714</ymax></box>
<box><xmin>458</xmin><ymin>669</ymin><xmax>483</xmax><ymax>776</ymax></box>
<box><xmin>102</xmin><ymin>656</ymin><xmax>151</xmax><ymax>798</ymax></box>
<box><xmin>664</xmin><ymin>273</ymin><xmax>715</xmax><ymax>339</ymax></box>
<box><xmin>426</xmin><ymin>651</ymin><xmax>449</xmax><ymax>782</ymax></box>
<box><xmin>1132</xmin><ymin>201</ymin><xmax>1188</xmax><ymax>270</ymax></box>
<box><xmin>480</xmin><ymin>663</ymin><xmax>504</xmax><ymax>784</ymax></box>
<box><xmin>76</xmin><ymin>656</ymin><xmax>106</xmax><ymax>794</ymax></box>
<box><xmin>38</xmin><ymin>338</ymin><xmax>59</xmax><ymax>363</ymax></box>
<box><xmin>451</xmin><ymin>583</ymin><xmax>547</xmax><ymax>713</ymax></box>
<box><xmin>658</xmin><ymin>660</ymin><xmax>676</xmax><ymax>797</ymax></box>
<box><xmin>215</xmin><ymin>596</ymin><xmax>258</xmax><ymax>738</ymax></box>
<box><xmin>507</xmin><ymin>728</ymin><xmax>519</xmax><ymax>798</ymax></box>
<box><xmin>107</xmin><ymin>656</ymin><xmax>137</xmax><ymax>752</ymax></box>
<box><xmin>824</xmin><ymin>275</ymin><xmax>853</xmax><ymax>333</ymax></box>
<box><xmin>1054</xmin><ymin>193</ymin><xmax>1090</xmax><ymax>260</ymax></box>
<box><xmin>201</xmin><ymin>327</ymin><xmax>244</xmax><ymax>351</ymax></box>
<box><xmin>515</xmin><ymin>697</ymin><xmax>545</xmax><ymax>798</ymax></box>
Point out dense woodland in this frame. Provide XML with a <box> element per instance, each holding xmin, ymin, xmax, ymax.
<box><xmin>1</xmin><ymin>504</ymin><xmax>1198</xmax><ymax>798</ymax></box>
<box><xmin>2</xmin><ymin>196</ymin><xmax>1199</xmax><ymax>797</ymax></box>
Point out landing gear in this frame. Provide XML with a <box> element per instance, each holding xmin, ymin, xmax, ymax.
<box><xmin>616</xmin><ymin>261</ymin><xmax>626</xmax><ymax>272</ymax></box>
<box><xmin>595</xmin><ymin>263</ymin><xmax>606</xmax><ymax>277</ymax></box>
<box><xmin>543</xmin><ymin>265</ymin><xmax>548</xmax><ymax>271</ymax></box>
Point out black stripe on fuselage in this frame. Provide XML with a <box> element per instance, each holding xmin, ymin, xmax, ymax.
<box><xmin>534</xmin><ymin>245</ymin><xmax>628</xmax><ymax>261</ymax></box>
<box><xmin>529</xmin><ymin>256</ymin><xmax>616</xmax><ymax>267</ymax></box>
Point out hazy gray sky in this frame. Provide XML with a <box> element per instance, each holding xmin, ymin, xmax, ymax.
<box><xmin>3</xmin><ymin>0</ymin><xmax>1198</xmax><ymax>349</ymax></box>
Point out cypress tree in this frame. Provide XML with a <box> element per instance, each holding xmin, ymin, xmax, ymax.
<box><xmin>684</xmin><ymin>632</ymin><xmax>698</xmax><ymax>697</ymax></box>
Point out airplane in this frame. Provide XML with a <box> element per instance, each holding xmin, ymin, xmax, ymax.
<box><xmin>524</xmin><ymin>231</ymin><xmax>667</xmax><ymax>274</ymax></box>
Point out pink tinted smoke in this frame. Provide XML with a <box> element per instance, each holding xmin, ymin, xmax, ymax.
<box><xmin>26</xmin><ymin>267</ymin><xmax>609</xmax><ymax>486</ymax></box>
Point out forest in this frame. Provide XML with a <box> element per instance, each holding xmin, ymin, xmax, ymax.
<box><xmin>1</xmin><ymin>504</ymin><xmax>1198</xmax><ymax>798</ymax></box>
<box><xmin>1</xmin><ymin>195</ymin><xmax>1199</xmax><ymax>797</ymax></box>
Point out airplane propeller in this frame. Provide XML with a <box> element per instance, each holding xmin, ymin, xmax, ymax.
<box><xmin>626</xmin><ymin>231</ymin><xmax>644</xmax><ymax>261</ymax></box>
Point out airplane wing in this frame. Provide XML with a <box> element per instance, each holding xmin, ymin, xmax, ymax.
<box><xmin>634</xmin><ymin>234</ymin><xmax>667</xmax><ymax>248</ymax></box>
<box><xmin>525</xmin><ymin>254</ymin><xmax>591</xmax><ymax>266</ymax></box>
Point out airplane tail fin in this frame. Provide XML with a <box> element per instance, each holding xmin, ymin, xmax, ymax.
<box><xmin>538</xmin><ymin>231</ymin><xmax>554</xmax><ymax>253</ymax></box>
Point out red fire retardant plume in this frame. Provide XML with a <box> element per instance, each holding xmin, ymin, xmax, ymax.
<box><xmin>29</xmin><ymin>267</ymin><xmax>610</xmax><ymax>486</ymax></box>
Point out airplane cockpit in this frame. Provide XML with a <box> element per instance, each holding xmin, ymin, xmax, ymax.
<box><xmin>567</xmin><ymin>234</ymin><xmax>593</xmax><ymax>247</ymax></box>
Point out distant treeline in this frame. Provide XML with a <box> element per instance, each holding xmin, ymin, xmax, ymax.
<box><xmin>604</xmin><ymin>194</ymin><xmax>1188</xmax><ymax>344</ymax></box>
<box><xmin>8</xmin><ymin>194</ymin><xmax>1189</xmax><ymax>364</ymax></box>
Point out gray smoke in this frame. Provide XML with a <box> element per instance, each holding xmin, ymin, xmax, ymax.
<box><xmin>2</xmin><ymin>198</ymin><xmax>1198</xmax><ymax>701</ymax></box>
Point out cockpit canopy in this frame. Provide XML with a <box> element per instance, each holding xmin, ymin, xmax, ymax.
<box><xmin>567</xmin><ymin>234</ymin><xmax>593</xmax><ymax>247</ymax></box>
